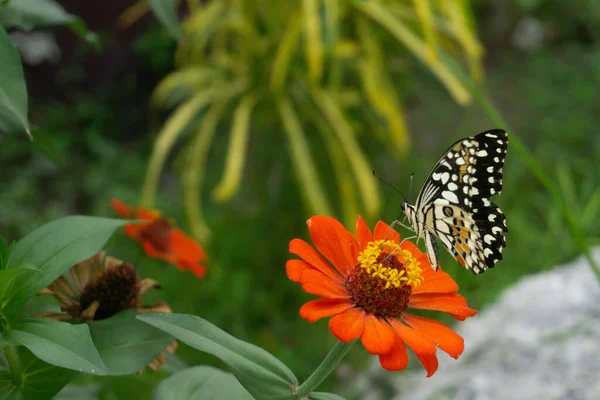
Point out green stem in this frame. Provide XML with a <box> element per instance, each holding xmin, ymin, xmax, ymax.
<box><xmin>5</xmin><ymin>345</ymin><xmax>23</xmax><ymax>388</ymax></box>
<box><xmin>295</xmin><ymin>340</ymin><xmax>356</xmax><ymax>398</ymax></box>
<box><xmin>442</xmin><ymin>53</ymin><xmax>600</xmax><ymax>282</ymax></box>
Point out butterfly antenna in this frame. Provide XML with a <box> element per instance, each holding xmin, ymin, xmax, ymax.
<box><xmin>372</xmin><ymin>170</ymin><xmax>407</xmax><ymax>202</ymax></box>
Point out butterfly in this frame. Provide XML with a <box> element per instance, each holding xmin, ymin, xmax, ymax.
<box><xmin>400</xmin><ymin>129</ymin><xmax>508</xmax><ymax>274</ymax></box>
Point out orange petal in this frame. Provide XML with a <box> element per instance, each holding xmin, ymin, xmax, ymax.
<box><xmin>390</xmin><ymin>319</ymin><xmax>438</xmax><ymax>377</ymax></box>
<box><xmin>409</xmin><ymin>293</ymin><xmax>478</xmax><ymax>320</ymax></box>
<box><xmin>286</xmin><ymin>259</ymin><xmax>309</xmax><ymax>283</ymax></box>
<box><xmin>373</xmin><ymin>221</ymin><xmax>401</xmax><ymax>244</ymax></box>
<box><xmin>111</xmin><ymin>199</ymin><xmax>132</xmax><ymax>218</ymax></box>
<box><xmin>378</xmin><ymin>335</ymin><xmax>409</xmax><ymax>371</ymax></box>
<box><xmin>301</xmin><ymin>270</ymin><xmax>350</xmax><ymax>299</ymax></box>
<box><xmin>402</xmin><ymin>314</ymin><xmax>464</xmax><ymax>358</ymax></box>
<box><xmin>287</xmin><ymin>259</ymin><xmax>342</xmax><ymax>286</ymax></box>
<box><xmin>139</xmin><ymin>210</ymin><xmax>160</xmax><ymax>221</ymax></box>
<box><xmin>361</xmin><ymin>315</ymin><xmax>396</xmax><ymax>355</ymax></box>
<box><xmin>192</xmin><ymin>265</ymin><xmax>207</xmax><ymax>278</ymax></box>
<box><xmin>307</xmin><ymin>216</ymin><xmax>359</xmax><ymax>277</ymax></box>
<box><xmin>170</xmin><ymin>229</ymin><xmax>206</xmax><ymax>261</ymax></box>
<box><xmin>417</xmin><ymin>254</ymin><xmax>435</xmax><ymax>273</ymax></box>
<box><xmin>141</xmin><ymin>240</ymin><xmax>163</xmax><ymax>257</ymax></box>
<box><xmin>177</xmin><ymin>260</ymin><xmax>206</xmax><ymax>278</ymax></box>
<box><xmin>355</xmin><ymin>216</ymin><xmax>373</xmax><ymax>250</ymax></box>
<box><xmin>299</xmin><ymin>299</ymin><xmax>354</xmax><ymax>322</ymax></box>
<box><xmin>124</xmin><ymin>224</ymin><xmax>141</xmax><ymax>239</ymax></box>
<box><xmin>289</xmin><ymin>239</ymin><xmax>344</xmax><ymax>283</ymax></box>
<box><xmin>329</xmin><ymin>307</ymin><xmax>366</xmax><ymax>342</ymax></box>
<box><xmin>413</xmin><ymin>268</ymin><xmax>459</xmax><ymax>295</ymax></box>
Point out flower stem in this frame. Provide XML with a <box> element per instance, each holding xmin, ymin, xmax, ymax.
<box><xmin>5</xmin><ymin>345</ymin><xmax>23</xmax><ymax>388</ymax></box>
<box><xmin>294</xmin><ymin>339</ymin><xmax>356</xmax><ymax>398</ymax></box>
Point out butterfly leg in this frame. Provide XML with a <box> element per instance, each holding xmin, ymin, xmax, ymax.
<box><xmin>379</xmin><ymin>218</ymin><xmax>413</xmax><ymax>243</ymax></box>
<box><xmin>406</xmin><ymin>234</ymin><xmax>427</xmax><ymax>265</ymax></box>
<box><xmin>399</xmin><ymin>235</ymin><xmax>417</xmax><ymax>245</ymax></box>
<box><xmin>380</xmin><ymin>235</ymin><xmax>417</xmax><ymax>263</ymax></box>
<box><xmin>388</xmin><ymin>218</ymin><xmax>413</xmax><ymax>234</ymax></box>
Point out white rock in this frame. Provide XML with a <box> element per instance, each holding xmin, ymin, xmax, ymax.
<box><xmin>360</xmin><ymin>248</ymin><xmax>600</xmax><ymax>400</ymax></box>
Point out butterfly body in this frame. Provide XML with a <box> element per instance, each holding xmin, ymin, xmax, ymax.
<box><xmin>401</xmin><ymin>129</ymin><xmax>508</xmax><ymax>274</ymax></box>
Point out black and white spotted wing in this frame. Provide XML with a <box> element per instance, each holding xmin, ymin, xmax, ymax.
<box><xmin>400</xmin><ymin>129</ymin><xmax>508</xmax><ymax>274</ymax></box>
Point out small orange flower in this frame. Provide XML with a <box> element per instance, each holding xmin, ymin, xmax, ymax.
<box><xmin>112</xmin><ymin>199</ymin><xmax>207</xmax><ymax>278</ymax></box>
<box><xmin>287</xmin><ymin>216</ymin><xmax>477</xmax><ymax>376</ymax></box>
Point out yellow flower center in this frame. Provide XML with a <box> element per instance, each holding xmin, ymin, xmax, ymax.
<box><xmin>357</xmin><ymin>240</ymin><xmax>424</xmax><ymax>289</ymax></box>
<box><xmin>346</xmin><ymin>239</ymin><xmax>425</xmax><ymax>318</ymax></box>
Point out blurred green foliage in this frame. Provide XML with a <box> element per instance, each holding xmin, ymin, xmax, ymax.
<box><xmin>0</xmin><ymin>0</ymin><xmax>98</xmax><ymax>139</ymax></box>
<box><xmin>513</xmin><ymin>0</ymin><xmax>600</xmax><ymax>42</ymax></box>
<box><xmin>141</xmin><ymin>0</ymin><xmax>485</xmax><ymax>240</ymax></box>
<box><xmin>1</xmin><ymin>2</ymin><xmax>599</xmax><ymax>398</ymax></box>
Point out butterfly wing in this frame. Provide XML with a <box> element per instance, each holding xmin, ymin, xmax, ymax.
<box><xmin>425</xmin><ymin>203</ymin><xmax>488</xmax><ymax>273</ymax></box>
<box><xmin>414</xmin><ymin>129</ymin><xmax>508</xmax><ymax>274</ymax></box>
<box><xmin>423</xmin><ymin>229</ymin><xmax>440</xmax><ymax>271</ymax></box>
<box><xmin>466</xmin><ymin>131</ymin><xmax>508</xmax><ymax>269</ymax></box>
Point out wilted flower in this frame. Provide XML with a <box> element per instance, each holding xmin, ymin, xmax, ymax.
<box><xmin>287</xmin><ymin>216</ymin><xmax>477</xmax><ymax>376</ymax></box>
<box><xmin>37</xmin><ymin>251</ymin><xmax>177</xmax><ymax>371</ymax></box>
<box><xmin>112</xmin><ymin>199</ymin><xmax>207</xmax><ymax>278</ymax></box>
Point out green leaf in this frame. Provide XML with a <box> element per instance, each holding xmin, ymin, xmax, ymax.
<box><xmin>54</xmin><ymin>383</ymin><xmax>100</xmax><ymax>400</ymax></box>
<box><xmin>0</xmin><ymin>237</ymin><xmax>13</xmax><ymax>269</ymax></box>
<box><xmin>0</xmin><ymin>0</ymin><xmax>72</xmax><ymax>28</ymax></box>
<box><xmin>152</xmin><ymin>366</ymin><xmax>253</xmax><ymax>400</ymax></box>
<box><xmin>309</xmin><ymin>393</ymin><xmax>347</xmax><ymax>400</ymax></box>
<box><xmin>0</xmin><ymin>268</ymin><xmax>38</xmax><ymax>308</ymax></box>
<box><xmin>29</xmin><ymin>127</ymin><xmax>67</xmax><ymax>168</ymax></box>
<box><xmin>0</xmin><ymin>26</ymin><xmax>29</xmax><ymax>137</ymax></box>
<box><xmin>4</xmin><ymin>216</ymin><xmax>127</xmax><ymax>316</ymax></box>
<box><xmin>88</xmin><ymin>311</ymin><xmax>175</xmax><ymax>376</ymax></box>
<box><xmin>148</xmin><ymin>0</ymin><xmax>182</xmax><ymax>40</ymax></box>
<box><xmin>97</xmin><ymin>373</ymin><xmax>169</xmax><ymax>400</ymax></box>
<box><xmin>0</xmin><ymin>347</ymin><xmax>79</xmax><ymax>400</ymax></box>
<box><xmin>0</xmin><ymin>319</ymin><xmax>107</xmax><ymax>375</ymax></box>
<box><xmin>0</xmin><ymin>370</ymin><xmax>16</xmax><ymax>400</ymax></box>
<box><xmin>0</xmin><ymin>0</ymin><xmax>98</xmax><ymax>46</ymax></box>
<box><xmin>137</xmin><ymin>313</ymin><xmax>297</xmax><ymax>400</ymax></box>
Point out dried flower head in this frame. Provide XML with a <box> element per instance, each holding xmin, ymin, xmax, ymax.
<box><xmin>37</xmin><ymin>251</ymin><xmax>177</xmax><ymax>371</ymax></box>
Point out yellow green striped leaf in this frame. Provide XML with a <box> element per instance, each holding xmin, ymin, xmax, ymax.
<box><xmin>184</xmin><ymin>101</ymin><xmax>228</xmax><ymax>241</ymax></box>
<box><xmin>311</xmin><ymin>88</ymin><xmax>380</xmax><ymax>217</ymax></box>
<box><xmin>441</xmin><ymin>0</ymin><xmax>484</xmax><ymax>81</ymax></box>
<box><xmin>278</xmin><ymin>97</ymin><xmax>333</xmax><ymax>216</ymax></box>
<box><xmin>270</xmin><ymin>15</ymin><xmax>302</xmax><ymax>93</ymax></box>
<box><xmin>142</xmin><ymin>91</ymin><xmax>214</xmax><ymax>207</ymax></box>
<box><xmin>356</xmin><ymin>1</ymin><xmax>471</xmax><ymax>105</ymax></box>
<box><xmin>152</xmin><ymin>67</ymin><xmax>222</xmax><ymax>108</ymax></box>
<box><xmin>316</xmin><ymin>116</ymin><xmax>360</xmax><ymax>229</ymax></box>
<box><xmin>412</xmin><ymin>0</ymin><xmax>438</xmax><ymax>63</ymax></box>
<box><xmin>212</xmin><ymin>94</ymin><xmax>257</xmax><ymax>202</ymax></box>
<box><xmin>302</xmin><ymin>0</ymin><xmax>324</xmax><ymax>83</ymax></box>
<box><xmin>356</xmin><ymin>17</ymin><xmax>410</xmax><ymax>155</ymax></box>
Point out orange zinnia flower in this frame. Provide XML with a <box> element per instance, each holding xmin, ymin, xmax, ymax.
<box><xmin>112</xmin><ymin>199</ymin><xmax>207</xmax><ymax>278</ymax></box>
<box><xmin>287</xmin><ymin>216</ymin><xmax>477</xmax><ymax>376</ymax></box>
